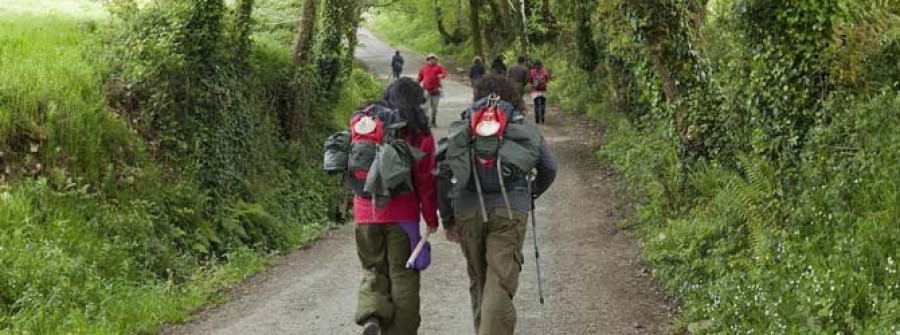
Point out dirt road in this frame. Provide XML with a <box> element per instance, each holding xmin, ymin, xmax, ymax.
<box><xmin>164</xmin><ymin>29</ymin><xmax>672</xmax><ymax>335</ymax></box>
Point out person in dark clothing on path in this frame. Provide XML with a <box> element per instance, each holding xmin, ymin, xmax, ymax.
<box><xmin>529</xmin><ymin>60</ymin><xmax>551</xmax><ymax>124</ymax></box>
<box><xmin>438</xmin><ymin>75</ymin><xmax>558</xmax><ymax>335</ymax></box>
<box><xmin>468</xmin><ymin>56</ymin><xmax>486</xmax><ymax>86</ymax></box>
<box><xmin>391</xmin><ymin>50</ymin><xmax>405</xmax><ymax>82</ymax></box>
<box><xmin>490</xmin><ymin>55</ymin><xmax>507</xmax><ymax>76</ymax></box>
<box><xmin>506</xmin><ymin>56</ymin><xmax>529</xmax><ymax>95</ymax></box>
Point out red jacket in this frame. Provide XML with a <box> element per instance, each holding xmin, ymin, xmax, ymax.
<box><xmin>529</xmin><ymin>68</ymin><xmax>550</xmax><ymax>92</ymax></box>
<box><xmin>417</xmin><ymin>63</ymin><xmax>447</xmax><ymax>94</ymax></box>
<box><xmin>353</xmin><ymin>133</ymin><xmax>439</xmax><ymax>228</ymax></box>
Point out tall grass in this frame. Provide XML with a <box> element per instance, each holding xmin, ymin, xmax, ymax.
<box><xmin>0</xmin><ymin>0</ymin><xmax>106</xmax><ymax>19</ymax></box>
<box><xmin>0</xmin><ymin>4</ymin><xmax>380</xmax><ymax>333</ymax></box>
<box><xmin>0</xmin><ymin>15</ymin><xmax>141</xmax><ymax>191</ymax></box>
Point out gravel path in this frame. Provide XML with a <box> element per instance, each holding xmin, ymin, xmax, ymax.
<box><xmin>163</xmin><ymin>28</ymin><xmax>673</xmax><ymax>335</ymax></box>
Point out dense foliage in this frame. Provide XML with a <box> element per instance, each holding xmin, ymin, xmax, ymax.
<box><xmin>371</xmin><ymin>0</ymin><xmax>900</xmax><ymax>332</ymax></box>
<box><xmin>560</xmin><ymin>1</ymin><xmax>900</xmax><ymax>333</ymax></box>
<box><xmin>0</xmin><ymin>0</ymin><xmax>379</xmax><ymax>332</ymax></box>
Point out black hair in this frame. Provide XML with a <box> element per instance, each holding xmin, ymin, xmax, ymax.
<box><xmin>382</xmin><ymin>77</ymin><xmax>431</xmax><ymax>136</ymax></box>
<box><xmin>532</xmin><ymin>59</ymin><xmax>543</xmax><ymax>68</ymax></box>
<box><xmin>517</xmin><ymin>56</ymin><xmax>526</xmax><ymax>63</ymax></box>
<box><xmin>473</xmin><ymin>74</ymin><xmax>525</xmax><ymax>112</ymax></box>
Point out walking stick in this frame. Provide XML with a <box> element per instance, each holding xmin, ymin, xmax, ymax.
<box><xmin>527</xmin><ymin>177</ymin><xmax>546</xmax><ymax>304</ymax></box>
<box><xmin>406</xmin><ymin>228</ymin><xmax>432</xmax><ymax>269</ymax></box>
<box><xmin>528</xmin><ymin>177</ymin><xmax>549</xmax><ymax>334</ymax></box>
<box><xmin>531</xmin><ymin>195</ymin><xmax>545</xmax><ymax>304</ymax></box>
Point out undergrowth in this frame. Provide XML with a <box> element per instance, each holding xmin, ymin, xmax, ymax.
<box><xmin>0</xmin><ymin>0</ymin><xmax>380</xmax><ymax>332</ymax></box>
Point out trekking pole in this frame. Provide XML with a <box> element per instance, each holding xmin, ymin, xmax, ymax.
<box><xmin>528</xmin><ymin>177</ymin><xmax>549</xmax><ymax>334</ymax></box>
<box><xmin>406</xmin><ymin>228</ymin><xmax>432</xmax><ymax>269</ymax></box>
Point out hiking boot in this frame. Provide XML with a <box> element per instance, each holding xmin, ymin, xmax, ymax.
<box><xmin>362</xmin><ymin>318</ymin><xmax>381</xmax><ymax>335</ymax></box>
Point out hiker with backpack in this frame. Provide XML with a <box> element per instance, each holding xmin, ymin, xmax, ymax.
<box><xmin>323</xmin><ymin>78</ymin><xmax>438</xmax><ymax>335</ymax></box>
<box><xmin>490</xmin><ymin>55</ymin><xmax>507</xmax><ymax>76</ymax></box>
<box><xmin>391</xmin><ymin>50</ymin><xmax>405</xmax><ymax>82</ymax></box>
<box><xmin>468</xmin><ymin>56</ymin><xmax>486</xmax><ymax>86</ymax></box>
<box><xmin>435</xmin><ymin>75</ymin><xmax>558</xmax><ymax>335</ymax></box>
<box><xmin>528</xmin><ymin>60</ymin><xmax>551</xmax><ymax>124</ymax></box>
<box><xmin>417</xmin><ymin>53</ymin><xmax>447</xmax><ymax>128</ymax></box>
<box><xmin>507</xmin><ymin>56</ymin><xmax>529</xmax><ymax>95</ymax></box>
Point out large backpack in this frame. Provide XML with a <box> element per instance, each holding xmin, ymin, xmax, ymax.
<box><xmin>532</xmin><ymin>69</ymin><xmax>548</xmax><ymax>91</ymax></box>
<box><xmin>391</xmin><ymin>55</ymin><xmax>404</xmax><ymax>72</ymax></box>
<box><xmin>323</xmin><ymin>105</ymin><xmax>424</xmax><ymax>207</ymax></box>
<box><xmin>437</xmin><ymin>95</ymin><xmax>542</xmax><ymax>200</ymax></box>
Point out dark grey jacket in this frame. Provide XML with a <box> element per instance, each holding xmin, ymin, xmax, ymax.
<box><xmin>391</xmin><ymin>54</ymin><xmax>405</xmax><ymax>72</ymax></box>
<box><xmin>507</xmin><ymin>63</ymin><xmax>529</xmax><ymax>89</ymax></box>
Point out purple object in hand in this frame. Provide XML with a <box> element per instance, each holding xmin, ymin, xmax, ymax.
<box><xmin>399</xmin><ymin>222</ymin><xmax>431</xmax><ymax>271</ymax></box>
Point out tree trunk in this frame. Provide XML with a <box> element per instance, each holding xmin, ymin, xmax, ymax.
<box><xmin>688</xmin><ymin>0</ymin><xmax>709</xmax><ymax>33</ymax></box>
<box><xmin>469</xmin><ymin>0</ymin><xmax>484</xmax><ymax>58</ymax></box>
<box><xmin>233</xmin><ymin>0</ymin><xmax>255</xmax><ymax>68</ymax></box>
<box><xmin>343</xmin><ymin>0</ymin><xmax>363</xmax><ymax>51</ymax></box>
<box><xmin>484</xmin><ymin>0</ymin><xmax>505</xmax><ymax>52</ymax></box>
<box><xmin>518</xmin><ymin>0</ymin><xmax>530</xmax><ymax>57</ymax></box>
<box><xmin>433</xmin><ymin>0</ymin><xmax>464</xmax><ymax>44</ymax></box>
<box><xmin>292</xmin><ymin>0</ymin><xmax>318</xmax><ymax>64</ymax></box>
<box><xmin>572</xmin><ymin>0</ymin><xmax>598</xmax><ymax>72</ymax></box>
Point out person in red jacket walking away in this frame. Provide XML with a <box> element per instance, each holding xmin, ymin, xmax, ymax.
<box><xmin>417</xmin><ymin>53</ymin><xmax>447</xmax><ymax>127</ymax></box>
<box><xmin>528</xmin><ymin>60</ymin><xmax>551</xmax><ymax>124</ymax></box>
<box><xmin>353</xmin><ymin>78</ymin><xmax>439</xmax><ymax>335</ymax></box>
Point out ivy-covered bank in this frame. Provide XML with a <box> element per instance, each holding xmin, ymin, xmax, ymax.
<box><xmin>371</xmin><ymin>0</ymin><xmax>900</xmax><ymax>333</ymax></box>
<box><xmin>0</xmin><ymin>0</ymin><xmax>380</xmax><ymax>333</ymax></box>
<box><xmin>553</xmin><ymin>2</ymin><xmax>900</xmax><ymax>333</ymax></box>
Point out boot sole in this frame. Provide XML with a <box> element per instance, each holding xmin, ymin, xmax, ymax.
<box><xmin>362</xmin><ymin>323</ymin><xmax>380</xmax><ymax>335</ymax></box>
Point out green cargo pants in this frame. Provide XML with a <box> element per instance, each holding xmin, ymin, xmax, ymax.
<box><xmin>355</xmin><ymin>224</ymin><xmax>421</xmax><ymax>335</ymax></box>
<box><xmin>457</xmin><ymin>208</ymin><xmax>529</xmax><ymax>335</ymax></box>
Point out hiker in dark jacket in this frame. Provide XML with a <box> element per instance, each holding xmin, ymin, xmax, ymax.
<box><xmin>440</xmin><ymin>75</ymin><xmax>558</xmax><ymax>335</ymax></box>
<box><xmin>391</xmin><ymin>50</ymin><xmax>405</xmax><ymax>82</ymax></box>
<box><xmin>490</xmin><ymin>55</ymin><xmax>507</xmax><ymax>76</ymax></box>
<box><xmin>353</xmin><ymin>78</ymin><xmax>438</xmax><ymax>335</ymax></box>
<box><xmin>506</xmin><ymin>56</ymin><xmax>529</xmax><ymax>95</ymax></box>
<box><xmin>468</xmin><ymin>56</ymin><xmax>486</xmax><ymax>86</ymax></box>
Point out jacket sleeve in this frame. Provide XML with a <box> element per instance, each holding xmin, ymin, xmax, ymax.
<box><xmin>417</xmin><ymin>68</ymin><xmax>424</xmax><ymax>83</ymax></box>
<box><xmin>533</xmin><ymin>139</ymin><xmax>558</xmax><ymax>197</ymax></box>
<box><xmin>414</xmin><ymin>135</ymin><xmax>439</xmax><ymax>228</ymax></box>
<box><xmin>439</xmin><ymin>65</ymin><xmax>448</xmax><ymax>79</ymax></box>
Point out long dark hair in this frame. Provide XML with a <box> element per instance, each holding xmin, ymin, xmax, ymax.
<box><xmin>382</xmin><ymin>77</ymin><xmax>431</xmax><ymax>136</ymax></box>
<box><xmin>473</xmin><ymin>74</ymin><xmax>525</xmax><ymax>111</ymax></box>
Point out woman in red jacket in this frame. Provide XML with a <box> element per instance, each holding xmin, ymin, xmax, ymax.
<box><xmin>528</xmin><ymin>60</ymin><xmax>551</xmax><ymax>124</ymax></box>
<box><xmin>353</xmin><ymin>78</ymin><xmax>439</xmax><ymax>335</ymax></box>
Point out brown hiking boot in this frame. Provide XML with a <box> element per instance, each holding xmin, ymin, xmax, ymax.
<box><xmin>362</xmin><ymin>318</ymin><xmax>381</xmax><ymax>335</ymax></box>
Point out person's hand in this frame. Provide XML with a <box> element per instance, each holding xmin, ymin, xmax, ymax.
<box><xmin>444</xmin><ymin>225</ymin><xmax>460</xmax><ymax>243</ymax></box>
<box><xmin>426</xmin><ymin>225</ymin><xmax>438</xmax><ymax>235</ymax></box>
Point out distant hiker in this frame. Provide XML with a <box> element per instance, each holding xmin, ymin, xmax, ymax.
<box><xmin>323</xmin><ymin>78</ymin><xmax>439</xmax><ymax>335</ymax></box>
<box><xmin>391</xmin><ymin>50</ymin><xmax>405</xmax><ymax>82</ymax></box>
<box><xmin>469</xmin><ymin>56</ymin><xmax>486</xmax><ymax>86</ymax></box>
<box><xmin>435</xmin><ymin>75</ymin><xmax>558</xmax><ymax>335</ymax></box>
<box><xmin>490</xmin><ymin>55</ymin><xmax>507</xmax><ymax>76</ymax></box>
<box><xmin>529</xmin><ymin>60</ymin><xmax>551</xmax><ymax>124</ymax></box>
<box><xmin>506</xmin><ymin>56</ymin><xmax>529</xmax><ymax>95</ymax></box>
<box><xmin>417</xmin><ymin>53</ymin><xmax>447</xmax><ymax>128</ymax></box>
